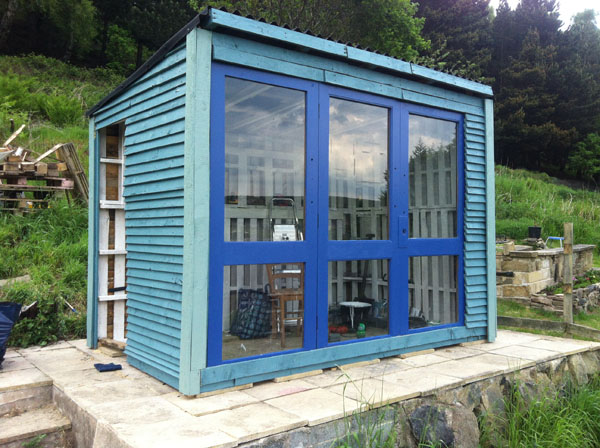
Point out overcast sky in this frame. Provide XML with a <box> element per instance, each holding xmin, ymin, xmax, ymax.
<box><xmin>489</xmin><ymin>0</ymin><xmax>599</xmax><ymax>29</ymax></box>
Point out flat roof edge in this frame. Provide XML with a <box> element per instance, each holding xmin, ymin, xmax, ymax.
<box><xmin>204</xmin><ymin>8</ymin><xmax>493</xmax><ymax>98</ymax></box>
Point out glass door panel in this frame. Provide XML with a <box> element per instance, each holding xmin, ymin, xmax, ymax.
<box><xmin>328</xmin><ymin>98</ymin><xmax>389</xmax><ymax>241</ymax></box>
<box><xmin>224</xmin><ymin>77</ymin><xmax>306</xmax><ymax>242</ymax></box>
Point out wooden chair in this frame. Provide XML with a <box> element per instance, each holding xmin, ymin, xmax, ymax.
<box><xmin>266</xmin><ymin>263</ymin><xmax>304</xmax><ymax>348</ymax></box>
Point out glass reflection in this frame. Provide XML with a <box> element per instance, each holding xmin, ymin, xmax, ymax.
<box><xmin>328</xmin><ymin>259</ymin><xmax>389</xmax><ymax>343</ymax></box>
<box><xmin>225</xmin><ymin>77</ymin><xmax>305</xmax><ymax>242</ymax></box>
<box><xmin>329</xmin><ymin>98</ymin><xmax>389</xmax><ymax>241</ymax></box>
<box><xmin>409</xmin><ymin>115</ymin><xmax>457</xmax><ymax>238</ymax></box>
<box><xmin>223</xmin><ymin>263</ymin><xmax>304</xmax><ymax>360</ymax></box>
<box><xmin>409</xmin><ymin>256</ymin><xmax>458</xmax><ymax>328</ymax></box>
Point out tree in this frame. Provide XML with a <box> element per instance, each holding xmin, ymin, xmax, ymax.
<box><xmin>416</xmin><ymin>0</ymin><xmax>493</xmax><ymax>80</ymax></box>
<box><xmin>125</xmin><ymin>0</ymin><xmax>196</xmax><ymax>67</ymax></box>
<box><xmin>494</xmin><ymin>30</ymin><xmax>575</xmax><ymax>172</ymax></box>
<box><xmin>190</xmin><ymin>0</ymin><xmax>429</xmax><ymax>60</ymax></box>
<box><xmin>567</xmin><ymin>133</ymin><xmax>600</xmax><ymax>186</ymax></box>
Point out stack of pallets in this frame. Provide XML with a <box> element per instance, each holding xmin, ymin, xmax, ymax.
<box><xmin>0</xmin><ymin>125</ymin><xmax>88</xmax><ymax>214</ymax></box>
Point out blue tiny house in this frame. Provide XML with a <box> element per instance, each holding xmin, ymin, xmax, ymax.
<box><xmin>87</xmin><ymin>9</ymin><xmax>496</xmax><ymax>395</ymax></box>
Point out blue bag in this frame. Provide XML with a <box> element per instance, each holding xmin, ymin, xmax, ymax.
<box><xmin>0</xmin><ymin>302</ymin><xmax>21</xmax><ymax>366</ymax></box>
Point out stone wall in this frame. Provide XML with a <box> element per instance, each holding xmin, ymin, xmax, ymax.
<box><xmin>496</xmin><ymin>244</ymin><xmax>595</xmax><ymax>300</ymax></box>
<box><xmin>240</xmin><ymin>349</ymin><xmax>600</xmax><ymax>448</ymax></box>
<box><xmin>529</xmin><ymin>283</ymin><xmax>600</xmax><ymax>314</ymax></box>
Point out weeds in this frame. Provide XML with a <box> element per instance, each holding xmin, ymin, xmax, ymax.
<box><xmin>334</xmin><ymin>370</ymin><xmax>397</xmax><ymax>448</ymax></box>
<box><xmin>480</xmin><ymin>376</ymin><xmax>600</xmax><ymax>448</ymax></box>
<box><xmin>0</xmin><ymin>200</ymin><xmax>87</xmax><ymax>347</ymax></box>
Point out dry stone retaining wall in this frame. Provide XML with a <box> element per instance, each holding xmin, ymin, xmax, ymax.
<box><xmin>239</xmin><ymin>349</ymin><xmax>600</xmax><ymax>448</ymax></box>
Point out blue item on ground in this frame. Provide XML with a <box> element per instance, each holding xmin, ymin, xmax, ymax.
<box><xmin>94</xmin><ymin>362</ymin><xmax>122</xmax><ymax>372</ymax></box>
<box><xmin>0</xmin><ymin>302</ymin><xmax>22</xmax><ymax>367</ymax></box>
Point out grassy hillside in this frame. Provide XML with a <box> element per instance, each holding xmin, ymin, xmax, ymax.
<box><xmin>0</xmin><ymin>55</ymin><xmax>122</xmax><ymax>346</ymax></box>
<box><xmin>496</xmin><ymin>165</ymin><xmax>600</xmax><ymax>250</ymax></box>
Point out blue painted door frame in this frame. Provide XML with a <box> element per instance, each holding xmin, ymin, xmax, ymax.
<box><xmin>207</xmin><ymin>62</ymin><xmax>465</xmax><ymax>367</ymax></box>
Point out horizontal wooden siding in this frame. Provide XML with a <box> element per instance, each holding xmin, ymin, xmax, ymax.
<box><xmin>93</xmin><ymin>44</ymin><xmax>186</xmax><ymax>388</ymax></box>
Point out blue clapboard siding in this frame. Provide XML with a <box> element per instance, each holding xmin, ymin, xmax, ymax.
<box><xmin>92</xmin><ymin>43</ymin><xmax>186</xmax><ymax>388</ymax></box>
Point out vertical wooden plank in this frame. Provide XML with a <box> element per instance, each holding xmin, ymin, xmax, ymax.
<box><xmin>98</xmin><ymin>302</ymin><xmax>108</xmax><ymax>339</ymax></box>
<box><xmin>484</xmin><ymin>99</ymin><xmax>496</xmax><ymax>341</ymax></box>
<box><xmin>180</xmin><ymin>28</ymin><xmax>212</xmax><ymax>395</ymax></box>
<box><xmin>432</xmin><ymin>256</ymin><xmax>440</xmax><ymax>322</ymax></box>
<box><xmin>563</xmin><ymin>223</ymin><xmax>574</xmax><ymax>324</ymax></box>
<box><xmin>115</xmin><ymin>210</ymin><xmax>126</xmax><ymax>250</ymax></box>
<box><xmin>87</xmin><ymin>117</ymin><xmax>99</xmax><ymax>348</ymax></box>
<box><xmin>113</xmin><ymin>300</ymin><xmax>126</xmax><ymax>342</ymax></box>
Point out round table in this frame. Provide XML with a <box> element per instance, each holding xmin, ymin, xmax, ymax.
<box><xmin>339</xmin><ymin>301</ymin><xmax>372</xmax><ymax>329</ymax></box>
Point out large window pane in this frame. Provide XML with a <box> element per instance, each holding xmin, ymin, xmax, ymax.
<box><xmin>409</xmin><ymin>115</ymin><xmax>457</xmax><ymax>238</ymax></box>
<box><xmin>223</xmin><ymin>263</ymin><xmax>304</xmax><ymax>360</ymax></box>
<box><xmin>329</xmin><ymin>98</ymin><xmax>389</xmax><ymax>241</ymax></box>
<box><xmin>225</xmin><ymin>77</ymin><xmax>305</xmax><ymax>242</ymax></box>
<box><xmin>328</xmin><ymin>259</ymin><xmax>389</xmax><ymax>343</ymax></box>
<box><xmin>409</xmin><ymin>256</ymin><xmax>458</xmax><ymax>328</ymax></box>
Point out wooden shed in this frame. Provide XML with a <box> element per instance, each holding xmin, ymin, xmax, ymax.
<box><xmin>86</xmin><ymin>8</ymin><xmax>496</xmax><ymax>395</ymax></box>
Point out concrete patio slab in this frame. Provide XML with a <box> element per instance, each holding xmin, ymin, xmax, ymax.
<box><xmin>242</xmin><ymin>378</ymin><xmax>316</xmax><ymax>401</ymax></box>
<box><xmin>0</xmin><ymin>355</ymin><xmax>34</xmax><ymax>372</ymax></box>
<box><xmin>0</xmin><ymin>367</ymin><xmax>51</xmax><ymax>392</ymax></box>
<box><xmin>3</xmin><ymin>330</ymin><xmax>600</xmax><ymax>448</ymax></box>
<box><xmin>111</xmin><ymin>416</ymin><xmax>238</xmax><ymax>448</ymax></box>
<box><xmin>490</xmin><ymin>344</ymin><xmax>560</xmax><ymax>362</ymax></box>
<box><xmin>195</xmin><ymin>402</ymin><xmax>308</xmax><ymax>442</ymax></box>
<box><xmin>165</xmin><ymin>390</ymin><xmax>259</xmax><ymax>417</ymax></box>
<box><xmin>266</xmin><ymin>388</ymin><xmax>360</xmax><ymax>426</ymax></box>
<box><xmin>327</xmin><ymin>377</ymin><xmax>419</xmax><ymax>408</ymax></box>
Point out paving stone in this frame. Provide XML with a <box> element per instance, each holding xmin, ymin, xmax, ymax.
<box><xmin>0</xmin><ymin>367</ymin><xmax>51</xmax><ymax>392</ymax></box>
<box><xmin>476</xmin><ymin>331</ymin><xmax>541</xmax><ymax>351</ymax></box>
<box><xmin>425</xmin><ymin>353</ymin><xmax>535</xmax><ymax>383</ymax></box>
<box><xmin>113</xmin><ymin>416</ymin><xmax>238</xmax><ymax>448</ymax></box>
<box><xmin>51</xmin><ymin>367</ymin><xmax>126</xmax><ymax>389</ymax></box>
<box><xmin>274</xmin><ymin>369</ymin><xmax>323</xmax><ymax>382</ymax></box>
<box><xmin>23</xmin><ymin>347</ymin><xmax>95</xmax><ymax>373</ymax></box>
<box><xmin>63</xmin><ymin>379</ymin><xmax>160</xmax><ymax>409</ymax></box>
<box><xmin>434</xmin><ymin>346</ymin><xmax>482</xmax><ymax>360</ymax></box>
<box><xmin>327</xmin><ymin>377</ymin><xmax>419</xmax><ymax>408</ymax></box>
<box><xmin>0</xmin><ymin>384</ymin><xmax>52</xmax><ymax>416</ymax></box>
<box><xmin>384</xmin><ymin>367</ymin><xmax>463</xmax><ymax>395</ymax></box>
<box><xmin>17</xmin><ymin>341</ymin><xmax>72</xmax><ymax>354</ymax></box>
<box><xmin>490</xmin><ymin>345</ymin><xmax>560</xmax><ymax>362</ymax></box>
<box><xmin>400</xmin><ymin>354</ymin><xmax>449</xmax><ymax>368</ymax></box>
<box><xmin>164</xmin><ymin>390</ymin><xmax>259</xmax><ymax>416</ymax></box>
<box><xmin>0</xmin><ymin>404</ymin><xmax>70</xmax><ymax>445</ymax></box>
<box><xmin>400</xmin><ymin>349</ymin><xmax>435</xmax><ymax>358</ymax></box>
<box><xmin>303</xmin><ymin>368</ymin><xmax>353</xmax><ymax>388</ymax></box>
<box><xmin>89</xmin><ymin>396</ymin><xmax>189</xmax><ymax>425</ymax></box>
<box><xmin>243</xmin><ymin>379</ymin><xmax>316</xmax><ymax>401</ymax></box>
<box><xmin>3</xmin><ymin>349</ymin><xmax>20</xmax><ymax>358</ymax></box>
<box><xmin>196</xmin><ymin>402</ymin><xmax>307</xmax><ymax>442</ymax></box>
<box><xmin>520</xmin><ymin>338</ymin><xmax>594</xmax><ymax>356</ymax></box>
<box><xmin>267</xmin><ymin>388</ymin><xmax>360</xmax><ymax>426</ymax></box>
<box><xmin>345</xmin><ymin>358</ymin><xmax>413</xmax><ymax>379</ymax></box>
<box><xmin>0</xmin><ymin>355</ymin><xmax>33</xmax><ymax>372</ymax></box>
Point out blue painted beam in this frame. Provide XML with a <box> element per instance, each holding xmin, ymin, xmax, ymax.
<box><xmin>485</xmin><ymin>99</ymin><xmax>497</xmax><ymax>342</ymax></box>
<box><xmin>204</xmin><ymin>9</ymin><xmax>493</xmax><ymax>97</ymax></box>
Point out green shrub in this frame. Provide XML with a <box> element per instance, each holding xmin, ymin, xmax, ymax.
<box><xmin>0</xmin><ymin>201</ymin><xmax>87</xmax><ymax>347</ymax></box>
<box><xmin>38</xmin><ymin>95</ymin><xmax>82</xmax><ymax>127</ymax></box>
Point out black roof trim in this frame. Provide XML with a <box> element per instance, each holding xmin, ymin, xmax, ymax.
<box><xmin>86</xmin><ymin>14</ymin><xmax>202</xmax><ymax>117</ymax></box>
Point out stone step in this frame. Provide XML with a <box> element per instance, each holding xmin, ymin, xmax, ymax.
<box><xmin>0</xmin><ymin>365</ymin><xmax>53</xmax><ymax>416</ymax></box>
<box><xmin>0</xmin><ymin>405</ymin><xmax>72</xmax><ymax>448</ymax></box>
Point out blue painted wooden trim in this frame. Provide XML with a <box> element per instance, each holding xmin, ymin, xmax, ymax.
<box><xmin>127</xmin><ymin>352</ymin><xmax>179</xmax><ymax>389</ymax></box>
<box><xmin>212</xmin><ymin>34</ymin><xmax>484</xmax><ymax>110</ymax></box>
<box><xmin>207</xmin><ymin>63</ymin><xmax>320</xmax><ymax>367</ymax></box>
<box><xmin>485</xmin><ymin>99</ymin><xmax>497</xmax><ymax>342</ymax></box>
<box><xmin>179</xmin><ymin>28</ymin><xmax>212</xmax><ymax>395</ymax></box>
<box><xmin>86</xmin><ymin>118</ymin><xmax>99</xmax><ymax>348</ymax></box>
<box><xmin>199</xmin><ymin>326</ymin><xmax>485</xmax><ymax>391</ymax></box>
<box><xmin>204</xmin><ymin>9</ymin><xmax>493</xmax><ymax>97</ymax></box>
